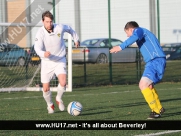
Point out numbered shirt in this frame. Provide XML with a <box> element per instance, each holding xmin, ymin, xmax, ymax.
<box><xmin>34</xmin><ymin>24</ymin><xmax>79</xmax><ymax>61</ymax></box>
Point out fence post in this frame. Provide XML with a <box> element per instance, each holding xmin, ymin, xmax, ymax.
<box><xmin>83</xmin><ymin>48</ymin><xmax>87</xmax><ymax>84</ymax></box>
<box><xmin>138</xmin><ymin>49</ymin><xmax>141</xmax><ymax>79</ymax></box>
<box><xmin>136</xmin><ymin>49</ymin><xmax>142</xmax><ymax>81</ymax></box>
<box><xmin>25</xmin><ymin>49</ymin><xmax>28</xmax><ymax>80</ymax></box>
<box><xmin>108</xmin><ymin>0</ymin><xmax>112</xmax><ymax>85</ymax></box>
<box><xmin>25</xmin><ymin>63</ymin><xmax>28</xmax><ymax>80</ymax></box>
<box><xmin>136</xmin><ymin>49</ymin><xmax>139</xmax><ymax>80</ymax></box>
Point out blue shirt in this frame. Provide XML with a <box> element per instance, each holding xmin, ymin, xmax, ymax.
<box><xmin>120</xmin><ymin>27</ymin><xmax>165</xmax><ymax>63</ymax></box>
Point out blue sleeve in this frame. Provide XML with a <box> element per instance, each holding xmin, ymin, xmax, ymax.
<box><xmin>120</xmin><ymin>27</ymin><xmax>144</xmax><ymax>50</ymax></box>
<box><xmin>119</xmin><ymin>34</ymin><xmax>138</xmax><ymax>50</ymax></box>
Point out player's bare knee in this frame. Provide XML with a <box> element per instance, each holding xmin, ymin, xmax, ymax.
<box><xmin>43</xmin><ymin>88</ymin><xmax>50</xmax><ymax>92</ymax></box>
<box><xmin>59</xmin><ymin>82</ymin><xmax>66</xmax><ymax>87</ymax></box>
<box><xmin>139</xmin><ymin>81</ymin><xmax>144</xmax><ymax>90</ymax></box>
<box><xmin>42</xmin><ymin>83</ymin><xmax>50</xmax><ymax>92</ymax></box>
<box><xmin>139</xmin><ymin>77</ymin><xmax>153</xmax><ymax>91</ymax></box>
<box><xmin>58</xmin><ymin>74</ymin><xmax>66</xmax><ymax>87</ymax></box>
<box><xmin>43</xmin><ymin>85</ymin><xmax>50</xmax><ymax>92</ymax></box>
<box><xmin>139</xmin><ymin>80</ymin><xmax>148</xmax><ymax>90</ymax></box>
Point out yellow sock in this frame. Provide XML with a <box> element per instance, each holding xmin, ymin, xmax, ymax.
<box><xmin>141</xmin><ymin>87</ymin><xmax>160</xmax><ymax>113</ymax></box>
<box><xmin>152</xmin><ymin>88</ymin><xmax>162</xmax><ymax>110</ymax></box>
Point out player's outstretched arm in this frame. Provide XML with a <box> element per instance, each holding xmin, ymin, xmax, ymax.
<box><xmin>110</xmin><ymin>46</ymin><xmax>122</xmax><ymax>53</ymax></box>
<box><xmin>111</xmin><ymin>34</ymin><xmax>138</xmax><ymax>54</ymax></box>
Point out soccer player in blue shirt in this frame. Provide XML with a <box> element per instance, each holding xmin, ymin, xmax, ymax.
<box><xmin>110</xmin><ymin>21</ymin><xmax>166</xmax><ymax>119</ymax></box>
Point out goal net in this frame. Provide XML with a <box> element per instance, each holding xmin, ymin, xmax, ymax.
<box><xmin>0</xmin><ymin>22</ymin><xmax>73</xmax><ymax>92</ymax></box>
<box><xmin>0</xmin><ymin>0</ymin><xmax>72</xmax><ymax>92</ymax></box>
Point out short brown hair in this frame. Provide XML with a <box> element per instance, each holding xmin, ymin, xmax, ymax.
<box><xmin>124</xmin><ymin>21</ymin><xmax>139</xmax><ymax>30</ymax></box>
<box><xmin>42</xmin><ymin>11</ymin><xmax>54</xmax><ymax>21</ymax></box>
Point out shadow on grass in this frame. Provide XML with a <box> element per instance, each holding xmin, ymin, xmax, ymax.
<box><xmin>92</xmin><ymin>97</ymin><xmax>181</xmax><ymax>111</ymax></box>
<box><xmin>84</xmin><ymin>101</ymin><xmax>146</xmax><ymax>113</ymax></box>
<box><xmin>81</xmin><ymin>111</ymin><xmax>112</xmax><ymax>116</ymax></box>
<box><xmin>161</xmin><ymin>98</ymin><xmax>181</xmax><ymax>103</ymax></box>
<box><xmin>161</xmin><ymin>111</ymin><xmax>181</xmax><ymax>118</ymax></box>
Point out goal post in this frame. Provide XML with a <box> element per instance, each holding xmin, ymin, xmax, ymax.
<box><xmin>67</xmin><ymin>33</ymin><xmax>73</xmax><ymax>92</ymax></box>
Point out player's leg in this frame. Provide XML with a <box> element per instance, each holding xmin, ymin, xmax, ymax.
<box><xmin>140</xmin><ymin>58</ymin><xmax>166</xmax><ymax>119</ymax></box>
<box><xmin>42</xmin><ymin>82</ymin><xmax>54</xmax><ymax>114</ymax></box>
<box><xmin>56</xmin><ymin>74</ymin><xmax>66</xmax><ymax>111</ymax></box>
<box><xmin>54</xmin><ymin>59</ymin><xmax>67</xmax><ymax>111</ymax></box>
<box><xmin>41</xmin><ymin>60</ymin><xmax>55</xmax><ymax>114</ymax></box>
<box><xmin>149</xmin><ymin>58</ymin><xmax>166</xmax><ymax>114</ymax></box>
<box><xmin>140</xmin><ymin>62</ymin><xmax>161</xmax><ymax>119</ymax></box>
<box><xmin>139</xmin><ymin>77</ymin><xmax>160</xmax><ymax>116</ymax></box>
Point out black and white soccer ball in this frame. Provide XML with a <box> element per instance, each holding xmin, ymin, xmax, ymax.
<box><xmin>67</xmin><ymin>101</ymin><xmax>83</xmax><ymax>116</ymax></box>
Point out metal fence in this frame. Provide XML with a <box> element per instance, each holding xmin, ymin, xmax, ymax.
<box><xmin>27</xmin><ymin>47</ymin><xmax>143</xmax><ymax>88</ymax></box>
<box><xmin>30</xmin><ymin>48</ymin><xmax>181</xmax><ymax>88</ymax></box>
<box><xmin>0</xmin><ymin>45</ymin><xmax>181</xmax><ymax>88</ymax></box>
<box><xmin>0</xmin><ymin>0</ymin><xmax>181</xmax><ymax>89</ymax></box>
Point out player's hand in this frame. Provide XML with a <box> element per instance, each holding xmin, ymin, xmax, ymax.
<box><xmin>44</xmin><ymin>51</ymin><xmax>51</xmax><ymax>58</ymax></box>
<box><xmin>75</xmin><ymin>41</ymin><xmax>80</xmax><ymax>48</ymax></box>
<box><xmin>110</xmin><ymin>46</ymin><xmax>121</xmax><ymax>53</ymax></box>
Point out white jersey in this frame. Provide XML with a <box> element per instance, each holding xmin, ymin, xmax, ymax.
<box><xmin>34</xmin><ymin>24</ymin><xmax>79</xmax><ymax>62</ymax></box>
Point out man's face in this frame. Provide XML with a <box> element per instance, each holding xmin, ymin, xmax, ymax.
<box><xmin>42</xmin><ymin>17</ymin><xmax>53</xmax><ymax>30</ymax></box>
<box><xmin>125</xmin><ymin>28</ymin><xmax>134</xmax><ymax>37</ymax></box>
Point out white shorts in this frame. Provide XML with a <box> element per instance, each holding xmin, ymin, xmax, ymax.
<box><xmin>41</xmin><ymin>57</ymin><xmax>66</xmax><ymax>83</ymax></box>
<box><xmin>140</xmin><ymin>77</ymin><xmax>153</xmax><ymax>86</ymax></box>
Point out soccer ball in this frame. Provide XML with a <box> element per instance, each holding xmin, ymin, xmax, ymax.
<box><xmin>67</xmin><ymin>101</ymin><xmax>83</xmax><ymax>116</ymax></box>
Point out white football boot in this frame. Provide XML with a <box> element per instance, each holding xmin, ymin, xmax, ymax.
<box><xmin>56</xmin><ymin>96</ymin><xmax>65</xmax><ymax>111</ymax></box>
<box><xmin>47</xmin><ymin>104</ymin><xmax>55</xmax><ymax>114</ymax></box>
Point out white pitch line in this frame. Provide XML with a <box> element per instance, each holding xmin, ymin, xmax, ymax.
<box><xmin>134</xmin><ymin>130</ymin><xmax>181</xmax><ymax>136</ymax></box>
<box><xmin>0</xmin><ymin>87</ymin><xmax>180</xmax><ymax>101</ymax></box>
<box><xmin>1</xmin><ymin>96</ymin><xmax>41</xmax><ymax>100</ymax></box>
<box><xmin>0</xmin><ymin>90</ymin><xmax>139</xmax><ymax>101</ymax></box>
<box><xmin>101</xmin><ymin>90</ymin><xmax>137</xmax><ymax>94</ymax></box>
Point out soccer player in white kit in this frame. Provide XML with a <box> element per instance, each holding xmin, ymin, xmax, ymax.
<box><xmin>34</xmin><ymin>11</ymin><xmax>79</xmax><ymax>114</ymax></box>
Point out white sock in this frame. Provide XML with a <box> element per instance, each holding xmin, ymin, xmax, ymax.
<box><xmin>43</xmin><ymin>91</ymin><xmax>53</xmax><ymax>106</ymax></box>
<box><xmin>57</xmin><ymin>84</ymin><xmax>66</xmax><ymax>101</ymax></box>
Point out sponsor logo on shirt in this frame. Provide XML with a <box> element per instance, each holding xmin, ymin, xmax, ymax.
<box><xmin>57</xmin><ymin>33</ymin><xmax>61</xmax><ymax>37</ymax></box>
